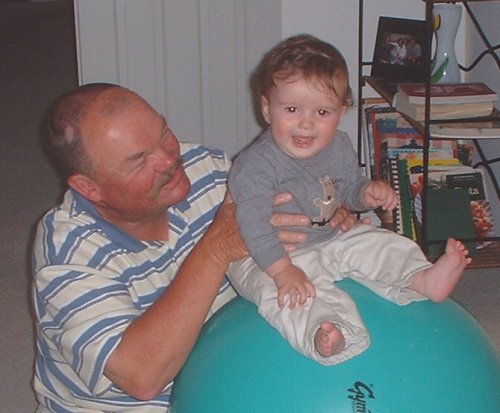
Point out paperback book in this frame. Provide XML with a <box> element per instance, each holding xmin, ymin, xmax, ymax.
<box><xmin>395</xmin><ymin>82</ymin><xmax>498</xmax><ymax>105</ymax></box>
<box><xmin>392</xmin><ymin>97</ymin><xmax>494</xmax><ymax>121</ymax></box>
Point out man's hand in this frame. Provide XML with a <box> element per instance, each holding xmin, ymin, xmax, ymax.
<box><xmin>206</xmin><ymin>193</ymin><xmax>249</xmax><ymax>267</ymax></box>
<box><xmin>270</xmin><ymin>192</ymin><xmax>362</xmax><ymax>250</ymax></box>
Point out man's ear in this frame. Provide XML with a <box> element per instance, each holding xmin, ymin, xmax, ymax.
<box><xmin>260</xmin><ymin>95</ymin><xmax>271</xmax><ymax>125</ymax></box>
<box><xmin>67</xmin><ymin>174</ymin><xmax>102</xmax><ymax>203</ymax></box>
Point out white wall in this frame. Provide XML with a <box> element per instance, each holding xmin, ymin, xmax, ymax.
<box><xmin>466</xmin><ymin>2</ymin><xmax>500</xmax><ymax>91</ymax></box>
<box><xmin>74</xmin><ymin>0</ymin><xmax>281</xmax><ymax>159</ymax></box>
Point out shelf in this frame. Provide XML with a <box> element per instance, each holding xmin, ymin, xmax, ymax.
<box><xmin>434</xmin><ymin>242</ymin><xmax>500</xmax><ymax>269</ymax></box>
<box><xmin>363</xmin><ymin>76</ymin><xmax>500</xmax><ymax>140</ymax></box>
<box><xmin>468</xmin><ymin>242</ymin><xmax>500</xmax><ymax>268</ymax></box>
<box><xmin>429</xmin><ymin>118</ymin><xmax>500</xmax><ymax>139</ymax></box>
<box><xmin>435</xmin><ymin>241</ymin><xmax>500</xmax><ymax>269</ymax></box>
<box><xmin>362</xmin><ymin>76</ymin><xmax>396</xmax><ymax>103</ymax></box>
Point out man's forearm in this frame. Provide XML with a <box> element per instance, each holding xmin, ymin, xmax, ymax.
<box><xmin>104</xmin><ymin>202</ymin><xmax>245</xmax><ymax>400</ymax></box>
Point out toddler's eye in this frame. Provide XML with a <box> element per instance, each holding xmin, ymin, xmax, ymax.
<box><xmin>318</xmin><ymin>109</ymin><xmax>329</xmax><ymax>116</ymax></box>
<box><xmin>285</xmin><ymin>107</ymin><xmax>297</xmax><ymax>113</ymax></box>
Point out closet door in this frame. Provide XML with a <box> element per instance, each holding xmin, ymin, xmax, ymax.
<box><xmin>74</xmin><ymin>0</ymin><xmax>280</xmax><ymax>157</ymax></box>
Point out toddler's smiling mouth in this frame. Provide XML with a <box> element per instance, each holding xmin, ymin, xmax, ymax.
<box><xmin>293</xmin><ymin>135</ymin><xmax>314</xmax><ymax>147</ymax></box>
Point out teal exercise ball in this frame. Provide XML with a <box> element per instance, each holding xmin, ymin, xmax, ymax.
<box><xmin>171</xmin><ymin>279</ymin><xmax>500</xmax><ymax>413</ymax></box>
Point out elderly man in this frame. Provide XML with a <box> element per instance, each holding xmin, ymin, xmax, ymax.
<box><xmin>32</xmin><ymin>83</ymin><xmax>359</xmax><ymax>412</ymax></box>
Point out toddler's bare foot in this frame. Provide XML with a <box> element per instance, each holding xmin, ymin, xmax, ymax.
<box><xmin>411</xmin><ymin>238</ymin><xmax>472</xmax><ymax>302</ymax></box>
<box><xmin>314</xmin><ymin>321</ymin><xmax>345</xmax><ymax>358</ymax></box>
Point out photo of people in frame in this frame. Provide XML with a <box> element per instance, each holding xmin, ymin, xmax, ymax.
<box><xmin>378</xmin><ymin>33</ymin><xmax>422</xmax><ymax>67</ymax></box>
<box><xmin>371</xmin><ymin>17</ymin><xmax>427</xmax><ymax>82</ymax></box>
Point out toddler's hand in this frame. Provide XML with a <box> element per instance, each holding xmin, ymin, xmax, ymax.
<box><xmin>272</xmin><ymin>264</ymin><xmax>316</xmax><ymax>309</ymax></box>
<box><xmin>363</xmin><ymin>181</ymin><xmax>398</xmax><ymax>211</ymax></box>
<box><xmin>329</xmin><ymin>206</ymin><xmax>370</xmax><ymax>232</ymax></box>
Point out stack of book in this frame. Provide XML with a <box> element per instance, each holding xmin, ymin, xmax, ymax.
<box><xmin>363</xmin><ymin>106</ymin><xmax>495</xmax><ymax>255</ymax></box>
<box><xmin>392</xmin><ymin>81</ymin><xmax>498</xmax><ymax>121</ymax></box>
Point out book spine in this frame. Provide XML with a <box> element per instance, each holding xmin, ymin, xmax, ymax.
<box><xmin>388</xmin><ymin>157</ymin><xmax>404</xmax><ymax>235</ymax></box>
<box><xmin>363</xmin><ymin>107</ymin><xmax>376</xmax><ymax>179</ymax></box>
<box><xmin>371</xmin><ymin>111</ymin><xmax>384</xmax><ymax>180</ymax></box>
<box><xmin>397</xmin><ymin>159</ymin><xmax>417</xmax><ymax>241</ymax></box>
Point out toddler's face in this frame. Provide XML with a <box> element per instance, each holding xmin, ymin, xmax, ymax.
<box><xmin>261</xmin><ymin>75</ymin><xmax>346</xmax><ymax>159</ymax></box>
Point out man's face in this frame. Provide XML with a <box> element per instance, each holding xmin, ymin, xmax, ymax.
<box><xmin>261</xmin><ymin>75</ymin><xmax>346</xmax><ymax>160</ymax></box>
<box><xmin>80</xmin><ymin>91</ymin><xmax>191</xmax><ymax>223</ymax></box>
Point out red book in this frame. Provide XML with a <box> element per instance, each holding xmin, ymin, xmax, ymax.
<box><xmin>396</xmin><ymin>82</ymin><xmax>498</xmax><ymax>105</ymax></box>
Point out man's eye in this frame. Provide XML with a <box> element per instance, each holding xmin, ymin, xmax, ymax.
<box><xmin>134</xmin><ymin>154</ymin><xmax>147</xmax><ymax>168</ymax></box>
<box><xmin>123</xmin><ymin>152</ymin><xmax>146</xmax><ymax>174</ymax></box>
<box><xmin>285</xmin><ymin>107</ymin><xmax>297</xmax><ymax>113</ymax></box>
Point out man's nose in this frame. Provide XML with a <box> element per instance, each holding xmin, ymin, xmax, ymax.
<box><xmin>154</xmin><ymin>148</ymin><xmax>179</xmax><ymax>171</ymax></box>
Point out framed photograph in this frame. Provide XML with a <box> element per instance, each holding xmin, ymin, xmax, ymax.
<box><xmin>371</xmin><ymin>16</ymin><xmax>428</xmax><ymax>82</ymax></box>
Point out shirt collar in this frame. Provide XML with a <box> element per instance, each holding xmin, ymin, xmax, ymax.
<box><xmin>69</xmin><ymin>189</ymin><xmax>147</xmax><ymax>252</ymax></box>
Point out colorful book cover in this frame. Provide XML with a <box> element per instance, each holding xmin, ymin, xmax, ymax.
<box><xmin>409</xmin><ymin>166</ymin><xmax>495</xmax><ymax>250</ymax></box>
<box><xmin>363</xmin><ymin>106</ymin><xmax>395</xmax><ymax>178</ymax></box>
<box><xmin>397</xmin><ymin>159</ymin><xmax>417</xmax><ymax>241</ymax></box>
<box><xmin>378</xmin><ymin>135</ymin><xmax>456</xmax><ymax>180</ymax></box>
<box><xmin>405</xmin><ymin>157</ymin><xmax>461</xmax><ymax>174</ymax></box>
<box><xmin>382</xmin><ymin>157</ymin><xmax>404</xmax><ymax>235</ymax></box>
<box><xmin>374</xmin><ymin>126</ymin><xmax>421</xmax><ymax>179</ymax></box>
<box><xmin>365</xmin><ymin>107</ymin><xmax>404</xmax><ymax>179</ymax></box>
<box><xmin>445</xmin><ymin>172</ymin><xmax>495</xmax><ymax>245</ymax></box>
<box><xmin>425</xmin><ymin>188</ymin><xmax>477</xmax><ymax>259</ymax></box>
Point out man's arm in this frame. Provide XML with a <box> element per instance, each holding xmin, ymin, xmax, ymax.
<box><xmin>104</xmin><ymin>197</ymin><xmax>247</xmax><ymax>400</ymax></box>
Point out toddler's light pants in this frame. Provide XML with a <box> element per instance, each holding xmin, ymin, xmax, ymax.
<box><xmin>228</xmin><ymin>224</ymin><xmax>431</xmax><ymax>365</ymax></box>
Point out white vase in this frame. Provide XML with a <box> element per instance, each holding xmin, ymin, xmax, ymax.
<box><xmin>431</xmin><ymin>4</ymin><xmax>462</xmax><ymax>83</ymax></box>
